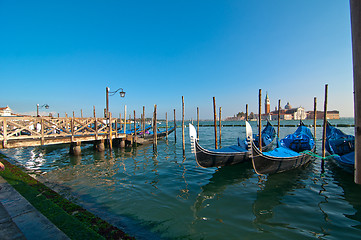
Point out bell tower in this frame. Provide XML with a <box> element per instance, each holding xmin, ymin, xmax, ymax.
<box><xmin>265</xmin><ymin>92</ymin><xmax>270</xmax><ymax>115</ymax></box>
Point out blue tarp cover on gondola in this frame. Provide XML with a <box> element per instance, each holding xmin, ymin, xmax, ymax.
<box><xmin>253</xmin><ymin>121</ymin><xmax>276</xmax><ymax>147</ymax></box>
<box><xmin>147</xmin><ymin>127</ymin><xmax>175</xmax><ymax>135</ymax></box>
<box><xmin>262</xmin><ymin>124</ymin><xmax>314</xmax><ymax>157</ymax></box>
<box><xmin>279</xmin><ymin>125</ymin><xmax>314</xmax><ymax>152</ymax></box>
<box><xmin>326</xmin><ymin>122</ymin><xmax>355</xmax><ymax>168</ymax></box>
<box><xmin>326</xmin><ymin>124</ymin><xmax>354</xmax><ymax>156</ymax></box>
<box><xmin>119</xmin><ymin>124</ymin><xmax>152</xmax><ymax>134</ymax></box>
<box><xmin>334</xmin><ymin>151</ymin><xmax>355</xmax><ymax>165</ymax></box>
<box><xmin>263</xmin><ymin>146</ymin><xmax>301</xmax><ymax>157</ymax></box>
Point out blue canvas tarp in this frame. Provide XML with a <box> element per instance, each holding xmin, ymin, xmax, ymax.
<box><xmin>262</xmin><ymin>124</ymin><xmax>314</xmax><ymax>158</ymax></box>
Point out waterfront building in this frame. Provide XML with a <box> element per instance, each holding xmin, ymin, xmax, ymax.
<box><xmin>269</xmin><ymin>106</ymin><xmax>306</xmax><ymax>120</ymax></box>
<box><xmin>226</xmin><ymin>94</ymin><xmax>339</xmax><ymax>121</ymax></box>
<box><xmin>306</xmin><ymin>110</ymin><xmax>340</xmax><ymax>120</ymax></box>
<box><xmin>0</xmin><ymin>106</ymin><xmax>12</xmax><ymax>116</ymax></box>
<box><xmin>285</xmin><ymin>102</ymin><xmax>292</xmax><ymax>110</ymax></box>
<box><xmin>288</xmin><ymin>107</ymin><xmax>307</xmax><ymax>120</ymax></box>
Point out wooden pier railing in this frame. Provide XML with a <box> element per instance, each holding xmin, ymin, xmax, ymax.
<box><xmin>0</xmin><ymin>116</ymin><xmax>127</xmax><ymax>149</ymax></box>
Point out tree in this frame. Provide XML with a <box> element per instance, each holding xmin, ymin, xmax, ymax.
<box><xmin>236</xmin><ymin>112</ymin><xmax>245</xmax><ymax>118</ymax></box>
<box><xmin>249</xmin><ymin>112</ymin><xmax>255</xmax><ymax>119</ymax></box>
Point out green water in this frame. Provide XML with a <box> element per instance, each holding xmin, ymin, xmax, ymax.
<box><xmin>2</xmin><ymin>119</ymin><xmax>361</xmax><ymax>239</ymax></box>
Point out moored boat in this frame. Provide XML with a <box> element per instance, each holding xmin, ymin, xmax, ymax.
<box><xmin>189</xmin><ymin>121</ymin><xmax>275</xmax><ymax>168</ymax></box>
<box><xmin>252</xmin><ymin>121</ymin><xmax>315</xmax><ymax>175</ymax></box>
<box><xmin>119</xmin><ymin>124</ymin><xmax>152</xmax><ymax>134</ymax></box>
<box><xmin>136</xmin><ymin>127</ymin><xmax>175</xmax><ymax>144</ymax></box>
<box><xmin>325</xmin><ymin>122</ymin><xmax>355</xmax><ymax>173</ymax></box>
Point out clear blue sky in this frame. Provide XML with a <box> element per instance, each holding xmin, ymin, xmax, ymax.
<box><xmin>0</xmin><ymin>0</ymin><xmax>354</xmax><ymax>119</ymax></box>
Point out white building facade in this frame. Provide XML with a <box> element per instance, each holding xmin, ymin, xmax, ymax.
<box><xmin>293</xmin><ymin>107</ymin><xmax>306</xmax><ymax>120</ymax></box>
<box><xmin>0</xmin><ymin>106</ymin><xmax>12</xmax><ymax>116</ymax></box>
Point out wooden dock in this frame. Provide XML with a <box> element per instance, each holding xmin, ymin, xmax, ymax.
<box><xmin>0</xmin><ymin>116</ymin><xmax>134</xmax><ymax>153</ymax></box>
<box><xmin>196</xmin><ymin>123</ymin><xmax>355</xmax><ymax>128</ymax></box>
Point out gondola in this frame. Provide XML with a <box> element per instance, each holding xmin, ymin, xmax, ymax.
<box><xmin>142</xmin><ymin>127</ymin><xmax>175</xmax><ymax>139</ymax></box>
<box><xmin>252</xmin><ymin>121</ymin><xmax>315</xmax><ymax>175</ymax></box>
<box><xmin>119</xmin><ymin>124</ymin><xmax>152</xmax><ymax>134</ymax></box>
<box><xmin>325</xmin><ymin>122</ymin><xmax>354</xmax><ymax>173</ymax></box>
<box><xmin>189</xmin><ymin>121</ymin><xmax>275</xmax><ymax>168</ymax></box>
<box><xmin>136</xmin><ymin>127</ymin><xmax>175</xmax><ymax>144</ymax></box>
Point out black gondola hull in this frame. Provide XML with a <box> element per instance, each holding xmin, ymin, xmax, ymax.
<box><xmin>251</xmin><ymin>142</ymin><xmax>315</xmax><ymax>175</ymax></box>
<box><xmin>136</xmin><ymin>127</ymin><xmax>175</xmax><ymax>144</ymax></box>
<box><xmin>195</xmin><ymin>140</ymin><xmax>251</xmax><ymax>168</ymax></box>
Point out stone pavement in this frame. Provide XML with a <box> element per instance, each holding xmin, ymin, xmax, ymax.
<box><xmin>0</xmin><ymin>176</ymin><xmax>70</xmax><ymax>240</ymax></box>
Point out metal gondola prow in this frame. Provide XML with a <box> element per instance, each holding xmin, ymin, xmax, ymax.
<box><xmin>245</xmin><ymin>121</ymin><xmax>253</xmax><ymax>142</ymax></box>
<box><xmin>245</xmin><ymin>121</ymin><xmax>253</xmax><ymax>158</ymax></box>
<box><xmin>189</xmin><ymin>123</ymin><xmax>198</xmax><ymax>154</ymax></box>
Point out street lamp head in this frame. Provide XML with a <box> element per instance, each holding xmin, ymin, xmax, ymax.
<box><xmin>108</xmin><ymin>87</ymin><xmax>126</xmax><ymax>97</ymax></box>
<box><xmin>36</xmin><ymin>104</ymin><xmax>50</xmax><ymax>117</ymax></box>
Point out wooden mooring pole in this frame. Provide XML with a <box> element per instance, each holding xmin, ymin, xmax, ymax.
<box><xmin>321</xmin><ymin>84</ymin><xmax>328</xmax><ymax>174</ymax></box>
<box><xmin>114</xmin><ymin>115</ymin><xmax>118</xmax><ymax>139</ymax></box>
<box><xmin>213</xmin><ymin>97</ymin><xmax>218</xmax><ymax>149</ymax></box>
<box><xmin>314</xmin><ymin>97</ymin><xmax>317</xmax><ymax>139</ymax></box>
<box><xmin>166</xmin><ymin>112</ymin><xmax>168</xmax><ymax>140</ymax></box>
<box><xmin>134</xmin><ymin>110</ymin><xmax>136</xmax><ymax>136</ymax></box>
<box><xmin>174</xmin><ymin>109</ymin><xmax>177</xmax><ymax>142</ymax></box>
<box><xmin>119</xmin><ymin>112</ymin><xmax>125</xmax><ymax>148</ymax></box>
<box><xmin>350</xmin><ymin>0</ymin><xmax>361</xmax><ymax>183</ymax></box>
<box><xmin>93</xmin><ymin>106</ymin><xmax>98</xmax><ymax>140</ymax></box>
<box><xmin>153</xmin><ymin>104</ymin><xmax>157</xmax><ymax>151</ymax></box>
<box><xmin>143</xmin><ymin>106</ymin><xmax>145</xmax><ymax>138</ymax></box>
<box><xmin>133</xmin><ymin>110</ymin><xmax>137</xmax><ymax>146</ymax></box>
<box><xmin>219</xmin><ymin>107</ymin><xmax>222</xmax><ymax>148</ymax></box>
<box><xmin>182</xmin><ymin>96</ymin><xmax>185</xmax><ymax>154</ymax></box>
<box><xmin>2</xmin><ymin>119</ymin><xmax>7</xmax><ymax>148</ymax></box>
<box><xmin>246</xmin><ymin>104</ymin><xmax>248</xmax><ymax>122</ymax></box>
<box><xmin>258</xmin><ymin>89</ymin><xmax>262</xmax><ymax>152</ymax></box>
<box><xmin>277</xmin><ymin>99</ymin><xmax>281</xmax><ymax>140</ymax></box>
<box><xmin>197</xmin><ymin>107</ymin><xmax>199</xmax><ymax>137</ymax></box>
<box><xmin>124</xmin><ymin>105</ymin><xmax>127</xmax><ymax>134</ymax></box>
<box><xmin>322</xmin><ymin>84</ymin><xmax>328</xmax><ymax>159</ymax></box>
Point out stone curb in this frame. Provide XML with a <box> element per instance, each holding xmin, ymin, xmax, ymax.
<box><xmin>0</xmin><ymin>176</ymin><xmax>70</xmax><ymax>240</ymax></box>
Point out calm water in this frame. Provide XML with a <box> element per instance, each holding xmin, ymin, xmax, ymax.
<box><xmin>2</xmin><ymin>119</ymin><xmax>361</xmax><ymax>240</ymax></box>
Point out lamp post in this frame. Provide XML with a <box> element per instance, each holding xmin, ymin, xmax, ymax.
<box><xmin>105</xmin><ymin>87</ymin><xmax>126</xmax><ymax>118</ymax></box>
<box><xmin>36</xmin><ymin>104</ymin><xmax>49</xmax><ymax>117</ymax></box>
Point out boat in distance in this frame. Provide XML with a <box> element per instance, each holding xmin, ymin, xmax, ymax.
<box><xmin>119</xmin><ymin>124</ymin><xmax>152</xmax><ymax>134</ymax></box>
<box><xmin>189</xmin><ymin>121</ymin><xmax>276</xmax><ymax>168</ymax></box>
<box><xmin>252</xmin><ymin>121</ymin><xmax>315</xmax><ymax>175</ymax></box>
<box><xmin>136</xmin><ymin>127</ymin><xmax>175</xmax><ymax>144</ymax></box>
<box><xmin>325</xmin><ymin>122</ymin><xmax>355</xmax><ymax>173</ymax></box>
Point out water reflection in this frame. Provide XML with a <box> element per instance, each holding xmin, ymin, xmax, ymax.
<box><xmin>192</xmin><ymin>162</ymin><xmax>254</xmax><ymax>222</ymax></box>
<box><xmin>17</xmin><ymin>145</ymin><xmax>71</xmax><ymax>173</ymax></box>
<box><xmin>148</xmin><ymin>152</ymin><xmax>159</xmax><ymax>191</ymax></box>
<box><xmin>177</xmin><ymin>155</ymin><xmax>189</xmax><ymax>200</ymax></box>
<box><xmin>318</xmin><ymin>176</ymin><xmax>330</xmax><ymax>225</ymax></box>
<box><xmin>252</xmin><ymin>164</ymin><xmax>310</xmax><ymax>229</ymax></box>
<box><xmin>70</xmin><ymin>155</ymin><xmax>81</xmax><ymax>165</ymax></box>
<box><xmin>329</xmin><ymin>162</ymin><xmax>361</xmax><ymax>230</ymax></box>
<box><xmin>26</xmin><ymin>148</ymin><xmax>46</xmax><ymax>170</ymax></box>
